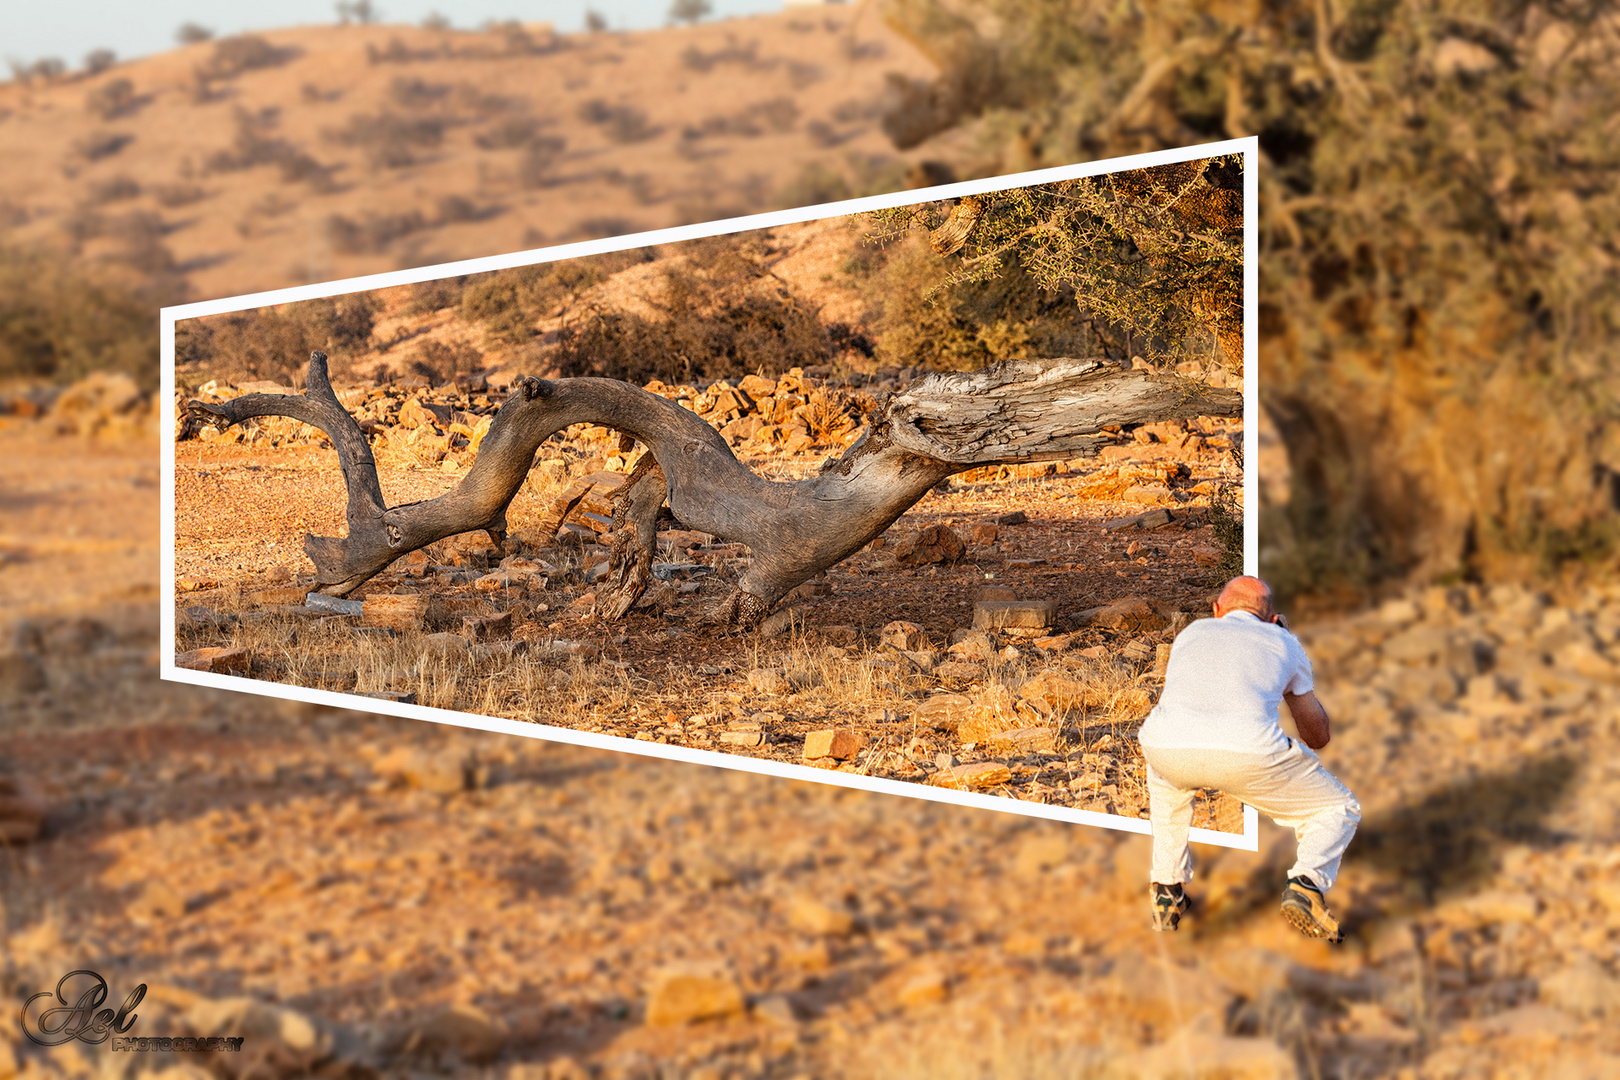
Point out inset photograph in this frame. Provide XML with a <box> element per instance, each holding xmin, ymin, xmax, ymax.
<box><xmin>166</xmin><ymin>141</ymin><xmax>1255</xmax><ymax>839</ymax></box>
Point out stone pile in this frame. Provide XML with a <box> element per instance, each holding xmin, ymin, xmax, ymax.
<box><xmin>2</xmin><ymin>371</ymin><xmax>158</xmax><ymax>437</ymax></box>
<box><xmin>172</xmin><ymin>367</ymin><xmax>869</xmax><ymax>462</ymax></box>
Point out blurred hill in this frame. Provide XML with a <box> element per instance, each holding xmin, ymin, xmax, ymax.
<box><xmin>0</xmin><ymin>13</ymin><xmax>938</xmax><ymax>303</ymax></box>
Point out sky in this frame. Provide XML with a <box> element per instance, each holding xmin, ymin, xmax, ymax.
<box><xmin>4</xmin><ymin>0</ymin><xmax>805</xmax><ymax>72</ymax></box>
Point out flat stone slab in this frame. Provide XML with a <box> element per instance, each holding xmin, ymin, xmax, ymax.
<box><xmin>973</xmin><ymin>600</ymin><xmax>1056</xmax><ymax>631</ymax></box>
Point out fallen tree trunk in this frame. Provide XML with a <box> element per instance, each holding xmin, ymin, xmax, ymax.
<box><xmin>187</xmin><ymin>352</ymin><xmax>1240</xmax><ymax>630</ymax></box>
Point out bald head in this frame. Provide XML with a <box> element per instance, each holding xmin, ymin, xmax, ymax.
<box><xmin>1215</xmin><ymin>576</ymin><xmax>1276</xmax><ymax>621</ymax></box>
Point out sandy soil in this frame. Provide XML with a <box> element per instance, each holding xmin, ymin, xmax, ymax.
<box><xmin>7</xmin><ymin>422</ymin><xmax>1620</xmax><ymax>1079</ymax></box>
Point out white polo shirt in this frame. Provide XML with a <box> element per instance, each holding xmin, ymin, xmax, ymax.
<box><xmin>1138</xmin><ymin>610</ymin><xmax>1314</xmax><ymax>755</ymax></box>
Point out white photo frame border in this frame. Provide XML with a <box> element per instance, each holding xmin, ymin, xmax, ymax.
<box><xmin>162</xmin><ymin>136</ymin><xmax>1262</xmax><ymax>852</ymax></box>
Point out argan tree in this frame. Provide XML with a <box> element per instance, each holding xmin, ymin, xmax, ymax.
<box><xmin>867</xmin><ymin>160</ymin><xmax>1244</xmax><ymax>369</ymax></box>
<box><xmin>872</xmin><ymin>0</ymin><xmax>1620</xmax><ymax>595</ymax></box>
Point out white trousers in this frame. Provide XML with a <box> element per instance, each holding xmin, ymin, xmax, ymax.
<box><xmin>1143</xmin><ymin>739</ymin><xmax>1361</xmax><ymax>892</ymax></box>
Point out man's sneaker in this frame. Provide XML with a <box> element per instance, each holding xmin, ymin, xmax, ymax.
<box><xmin>1151</xmin><ymin>882</ymin><xmax>1191</xmax><ymax>932</ymax></box>
<box><xmin>1280</xmin><ymin>876</ymin><xmax>1343</xmax><ymax>943</ymax></box>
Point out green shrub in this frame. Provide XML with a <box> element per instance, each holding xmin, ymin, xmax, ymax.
<box><xmin>856</xmin><ymin>234</ymin><xmax>1094</xmax><ymax>372</ymax></box>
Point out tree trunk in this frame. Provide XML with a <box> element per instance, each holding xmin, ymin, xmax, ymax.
<box><xmin>187</xmin><ymin>352</ymin><xmax>1240</xmax><ymax>630</ymax></box>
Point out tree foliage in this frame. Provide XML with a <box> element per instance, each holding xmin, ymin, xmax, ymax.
<box><xmin>875</xmin><ymin>0</ymin><xmax>1620</xmax><ymax>595</ymax></box>
<box><xmin>865</xmin><ymin>157</ymin><xmax>1243</xmax><ymax>369</ymax></box>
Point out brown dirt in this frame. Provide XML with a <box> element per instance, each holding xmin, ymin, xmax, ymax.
<box><xmin>6</xmin><ymin>424</ymin><xmax>1620</xmax><ymax>1080</ymax></box>
<box><xmin>170</xmin><ymin>387</ymin><xmax>1245</xmax><ymax>825</ymax></box>
<box><xmin>6</xmin><ymin>11</ymin><xmax>1620</xmax><ymax>1078</ymax></box>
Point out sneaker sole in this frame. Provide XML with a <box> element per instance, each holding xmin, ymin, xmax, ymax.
<box><xmin>1280</xmin><ymin>899</ymin><xmax>1343</xmax><ymax>943</ymax></box>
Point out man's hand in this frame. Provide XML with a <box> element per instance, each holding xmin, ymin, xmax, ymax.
<box><xmin>1272</xmin><ymin>613</ymin><xmax>1290</xmax><ymax>631</ymax></box>
<box><xmin>1285</xmin><ymin>691</ymin><xmax>1331</xmax><ymax>749</ymax></box>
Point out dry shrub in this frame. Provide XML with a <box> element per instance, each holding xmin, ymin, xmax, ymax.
<box><xmin>325</xmin><ymin>211</ymin><xmax>428</xmax><ymax>255</ymax></box>
<box><xmin>402</xmin><ymin>277</ymin><xmax>469</xmax><ymax>316</ymax></box>
<box><xmin>327</xmin><ymin>111</ymin><xmax>445</xmax><ymax>170</ymax></box>
<box><xmin>409</xmin><ymin>339</ymin><xmax>483</xmax><ymax>384</ymax></box>
<box><xmin>552</xmin><ymin>270</ymin><xmax>831</xmax><ymax>385</ymax></box>
<box><xmin>577</xmin><ymin>100</ymin><xmax>659</xmax><ymax>144</ymax></box>
<box><xmin>199</xmin><ymin>35</ymin><xmax>296</xmax><ymax>79</ymax></box>
<box><xmin>206</xmin><ymin>108</ymin><xmax>333</xmax><ymax>189</ymax></box>
<box><xmin>0</xmin><ymin>243</ymin><xmax>157</xmax><ymax>386</ymax></box>
<box><xmin>883</xmin><ymin>0</ymin><xmax>1620</xmax><ymax>599</ymax></box>
<box><xmin>853</xmin><ymin>234</ymin><xmax>1093</xmax><ymax>373</ymax></box>
<box><xmin>388</xmin><ymin>76</ymin><xmax>450</xmax><ymax>109</ymax></box>
<box><xmin>175</xmin><ymin>295</ymin><xmax>381</xmax><ymax>386</ymax></box>
<box><xmin>151</xmin><ymin>182</ymin><xmax>207</xmax><ymax>208</ymax></box>
<box><xmin>72</xmin><ymin>131</ymin><xmax>134</xmax><ymax>162</ymax></box>
<box><xmin>86</xmin><ymin>175</ymin><xmax>141</xmax><ymax>204</ymax></box>
<box><xmin>457</xmin><ymin>256</ymin><xmax>638</xmax><ymax>346</ymax></box>
<box><xmin>85</xmin><ymin>78</ymin><xmax>140</xmax><ymax>120</ymax></box>
<box><xmin>476</xmin><ymin>116</ymin><xmax>544</xmax><ymax>150</ymax></box>
<box><xmin>514</xmin><ymin>137</ymin><xmax>568</xmax><ymax>188</ymax></box>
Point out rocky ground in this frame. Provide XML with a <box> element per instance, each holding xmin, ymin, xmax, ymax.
<box><xmin>5</xmin><ymin>417</ymin><xmax>1620</xmax><ymax>1080</ymax></box>
<box><xmin>169</xmin><ymin>368</ymin><xmax>1245</xmax><ymax>823</ymax></box>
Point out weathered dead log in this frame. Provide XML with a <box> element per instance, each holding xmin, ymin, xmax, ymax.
<box><xmin>187</xmin><ymin>352</ymin><xmax>1239</xmax><ymax>630</ymax></box>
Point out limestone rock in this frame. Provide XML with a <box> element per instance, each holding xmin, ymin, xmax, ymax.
<box><xmin>362</xmin><ymin>593</ymin><xmax>447</xmax><ymax>632</ymax></box>
<box><xmin>785</xmin><ymin>895</ymin><xmax>856</xmax><ymax>937</ymax></box>
<box><xmin>1019</xmin><ymin>671</ymin><xmax>1099</xmax><ymax>711</ymax></box>
<box><xmin>1089</xmin><ymin>596</ymin><xmax>1169</xmax><ymax>633</ymax></box>
<box><xmin>407</xmin><ymin>1003</ymin><xmax>508</xmax><ymax>1063</ymax></box>
<box><xmin>929</xmin><ymin>762</ymin><xmax>1013</xmax><ymax>790</ymax></box>
<box><xmin>1104</xmin><ymin>1030</ymin><xmax>1295</xmax><ymax>1080</ymax></box>
<box><xmin>751</xmin><ymin>994</ymin><xmax>799</xmax><ymax>1027</ymax></box>
<box><xmin>462</xmin><ymin>611</ymin><xmax>512</xmax><ymax>641</ymax></box>
<box><xmin>893</xmin><ymin>967</ymin><xmax>949</xmax><ymax>1006</ymax></box>
<box><xmin>892</xmin><ymin>524</ymin><xmax>966</xmax><ymax>566</ymax></box>
<box><xmin>972</xmin><ymin>600</ymin><xmax>1056</xmax><ymax>632</ymax></box>
<box><xmin>932</xmin><ymin>660</ymin><xmax>986</xmax><ymax>682</ymax></box>
<box><xmin>881</xmin><ymin>620</ymin><xmax>928</xmax><ymax>651</ymax></box>
<box><xmin>1540</xmin><ymin>956</ymin><xmax>1620</xmax><ymax>1019</ymax></box>
<box><xmin>804</xmin><ymin>729</ymin><xmax>867</xmax><ymax>760</ymax></box>
<box><xmin>948</xmin><ymin>630</ymin><xmax>997</xmax><ymax>659</ymax></box>
<box><xmin>175</xmin><ymin>646</ymin><xmax>249</xmax><ymax>674</ymax></box>
<box><xmin>915</xmin><ymin>694</ymin><xmax>974</xmax><ymax>731</ymax></box>
<box><xmin>184</xmin><ymin>996</ymin><xmax>370</xmax><ymax>1078</ymax></box>
<box><xmin>986</xmin><ymin>727</ymin><xmax>1057</xmax><ymax>754</ymax></box>
<box><xmin>372</xmin><ymin>746</ymin><xmax>468</xmax><ymax>794</ymax></box>
<box><xmin>0</xmin><ymin>774</ymin><xmax>49</xmax><ymax>844</ymax></box>
<box><xmin>645</xmin><ymin>967</ymin><xmax>745</xmax><ymax>1026</ymax></box>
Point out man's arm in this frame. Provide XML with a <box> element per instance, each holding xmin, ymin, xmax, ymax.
<box><xmin>1285</xmin><ymin>691</ymin><xmax>1331</xmax><ymax>749</ymax></box>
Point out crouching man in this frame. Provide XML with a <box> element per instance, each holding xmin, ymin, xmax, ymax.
<box><xmin>1138</xmin><ymin>575</ymin><xmax>1360</xmax><ymax>941</ymax></box>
